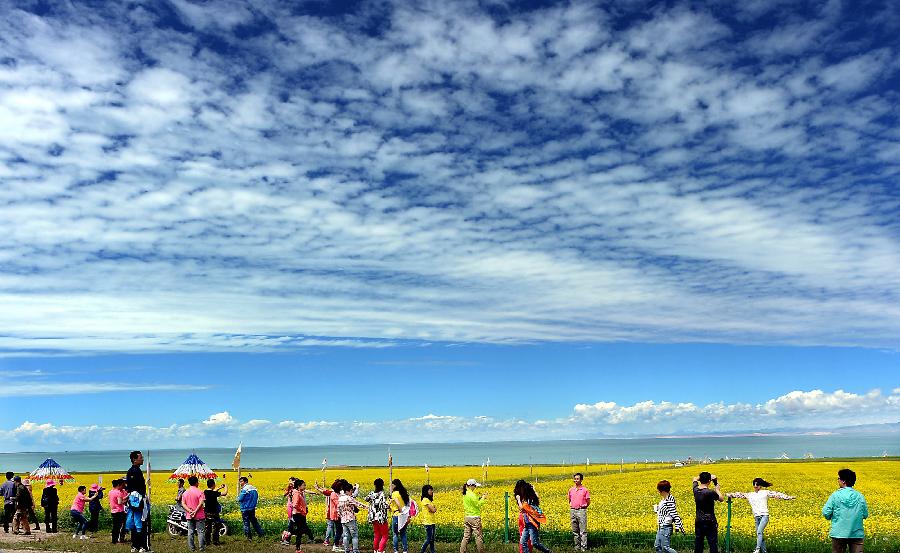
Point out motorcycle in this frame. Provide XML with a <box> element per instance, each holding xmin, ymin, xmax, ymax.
<box><xmin>166</xmin><ymin>505</ymin><xmax>228</xmax><ymax>537</ymax></box>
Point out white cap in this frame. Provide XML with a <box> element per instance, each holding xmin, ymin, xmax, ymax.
<box><xmin>466</xmin><ymin>478</ymin><xmax>481</xmax><ymax>487</ymax></box>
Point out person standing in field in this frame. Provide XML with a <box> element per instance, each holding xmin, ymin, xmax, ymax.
<box><xmin>125</xmin><ymin>450</ymin><xmax>149</xmax><ymax>552</ymax></box>
<box><xmin>11</xmin><ymin>476</ymin><xmax>32</xmax><ymax>535</ymax></box>
<box><xmin>41</xmin><ymin>479</ymin><xmax>59</xmax><ymax>534</ymax></box>
<box><xmin>2</xmin><ymin>471</ymin><xmax>16</xmax><ymax>533</ymax></box>
<box><xmin>568</xmin><ymin>472</ymin><xmax>590</xmax><ymax>552</ymax></box>
<box><xmin>175</xmin><ymin>479</ymin><xmax>187</xmax><ymax>512</ymax></box>
<box><xmin>315</xmin><ymin>479</ymin><xmax>346</xmax><ymax>550</ymax></box>
<box><xmin>515</xmin><ymin>480</ymin><xmax>551</xmax><ymax>553</ymax></box>
<box><xmin>654</xmin><ymin>480</ymin><xmax>684</xmax><ymax>553</ymax></box>
<box><xmin>390</xmin><ymin>479</ymin><xmax>410</xmax><ymax>553</ymax></box>
<box><xmin>728</xmin><ymin>478</ymin><xmax>795</xmax><ymax>553</ymax></box>
<box><xmin>420</xmin><ymin>485</ymin><xmax>437</xmax><ymax>553</ymax></box>
<box><xmin>692</xmin><ymin>472</ymin><xmax>724</xmax><ymax>553</ymax></box>
<box><xmin>365</xmin><ymin>478</ymin><xmax>390</xmax><ymax>553</ymax></box>
<box><xmin>86</xmin><ymin>482</ymin><xmax>104</xmax><ymax>532</ymax></box>
<box><xmin>339</xmin><ymin>480</ymin><xmax>369</xmax><ymax>553</ymax></box>
<box><xmin>289</xmin><ymin>479</ymin><xmax>314</xmax><ymax>553</ymax></box>
<box><xmin>822</xmin><ymin>468</ymin><xmax>868</xmax><ymax>553</ymax></box>
<box><xmin>237</xmin><ymin>475</ymin><xmax>265</xmax><ymax>540</ymax></box>
<box><xmin>108</xmin><ymin>479</ymin><xmax>127</xmax><ymax>544</ymax></box>
<box><xmin>23</xmin><ymin>479</ymin><xmax>40</xmax><ymax>532</ymax></box>
<box><xmin>459</xmin><ymin>479</ymin><xmax>486</xmax><ymax>553</ymax></box>
<box><xmin>181</xmin><ymin>476</ymin><xmax>206</xmax><ymax>552</ymax></box>
<box><xmin>204</xmin><ymin>478</ymin><xmax>227</xmax><ymax>547</ymax></box>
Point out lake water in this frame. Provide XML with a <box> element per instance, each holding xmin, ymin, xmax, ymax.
<box><xmin>1</xmin><ymin>433</ymin><xmax>896</xmax><ymax>473</ymax></box>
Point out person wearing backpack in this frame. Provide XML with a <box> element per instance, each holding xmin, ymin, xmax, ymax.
<box><xmin>515</xmin><ymin>480</ymin><xmax>551</xmax><ymax>553</ymax></box>
<box><xmin>390</xmin><ymin>479</ymin><xmax>410</xmax><ymax>553</ymax></box>
<box><xmin>41</xmin><ymin>480</ymin><xmax>59</xmax><ymax>533</ymax></box>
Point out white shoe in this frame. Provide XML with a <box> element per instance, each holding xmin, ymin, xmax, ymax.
<box><xmin>73</xmin><ymin>534</ymin><xmax>78</xmax><ymax>538</ymax></box>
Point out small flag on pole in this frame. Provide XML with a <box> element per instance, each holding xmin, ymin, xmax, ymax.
<box><xmin>232</xmin><ymin>442</ymin><xmax>242</xmax><ymax>470</ymax></box>
<box><xmin>388</xmin><ymin>453</ymin><xmax>393</xmax><ymax>467</ymax></box>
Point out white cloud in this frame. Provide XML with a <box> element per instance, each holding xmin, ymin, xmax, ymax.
<box><xmin>0</xmin><ymin>0</ymin><xmax>898</xmax><ymax>356</ymax></box>
<box><xmin>203</xmin><ymin>411</ymin><xmax>235</xmax><ymax>426</ymax></box>
<box><xmin>0</xmin><ymin>381</ymin><xmax>209</xmax><ymax>397</ymax></box>
<box><xmin>1</xmin><ymin>389</ymin><xmax>897</xmax><ymax>450</ymax></box>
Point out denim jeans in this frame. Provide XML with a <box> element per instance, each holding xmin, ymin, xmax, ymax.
<box><xmin>187</xmin><ymin>518</ymin><xmax>206</xmax><ymax>551</ymax></box>
<box><xmin>754</xmin><ymin>515</ymin><xmax>769</xmax><ymax>553</ymax></box>
<box><xmin>655</xmin><ymin>525</ymin><xmax>677</xmax><ymax>553</ymax></box>
<box><xmin>70</xmin><ymin>510</ymin><xmax>88</xmax><ymax>535</ymax></box>
<box><xmin>420</xmin><ymin>524</ymin><xmax>436</xmax><ymax>553</ymax></box>
<box><xmin>392</xmin><ymin>515</ymin><xmax>408</xmax><ymax>552</ymax></box>
<box><xmin>343</xmin><ymin>519</ymin><xmax>359</xmax><ymax>553</ymax></box>
<box><xmin>241</xmin><ymin>509</ymin><xmax>264</xmax><ymax>538</ymax></box>
<box><xmin>520</xmin><ymin>524</ymin><xmax>550</xmax><ymax>553</ymax></box>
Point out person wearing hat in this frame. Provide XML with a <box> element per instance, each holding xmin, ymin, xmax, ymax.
<box><xmin>728</xmin><ymin>478</ymin><xmax>795</xmax><ymax>553</ymax></box>
<box><xmin>41</xmin><ymin>480</ymin><xmax>60</xmax><ymax>533</ymax></box>
<box><xmin>12</xmin><ymin>476</ymin><xmax>32</xmax><ymax>535</ymax></box>
<box><xmin>459</xmin><ymin>479</ymin><xmax>486</xmax><ymax>553</ymax></box>
<box><xmin>23</xmin><ymin>478</ymin><xmax>41</xmax><ymax>532</ymax></box>
<box><xmin>86</xmin><ymin>482</ymin><xmax>105</xmax><ymax>532</ymax></box>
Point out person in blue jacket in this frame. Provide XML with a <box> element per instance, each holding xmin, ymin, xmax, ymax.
<box><xmin>822</xmin><ymin>468</ymin><xmax>868</xmax><ymax>553</ymax></box>
<box><xmin>237</xmin><ymin>476</ymin><xmax>264</xmax><ymax>540</ymax></box>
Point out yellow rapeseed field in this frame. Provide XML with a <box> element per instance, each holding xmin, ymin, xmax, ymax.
<box><xmin>54</xmin><ymin>460</ymin><xmax>898</xmax><ymax>547</ymax></box>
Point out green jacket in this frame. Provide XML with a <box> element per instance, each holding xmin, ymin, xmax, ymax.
<box><xmin>822</xmin><ymin>487</ymin><xmax>868</xmax><ymax>539</ymax></box>
<box><xmin>463</xmin><ymin>490</ymin><xmax>484</xmax><ymax>517</ymax></box>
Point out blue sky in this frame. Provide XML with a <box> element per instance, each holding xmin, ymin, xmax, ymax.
<box><xmin>1</xmin><ymin>0</ymin><xmax>899</xmax><ymax>450</ymax></box>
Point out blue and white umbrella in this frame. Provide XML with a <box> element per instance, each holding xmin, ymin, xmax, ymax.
<box><xmin>30</xmin><ymin>458</ymin><xmax>75</xmax><ymax>482</ymax></box>
<box><xmin>169</xmin><ymin>453</ymin><xmax>217</xmax><ymax>481</ymax></box>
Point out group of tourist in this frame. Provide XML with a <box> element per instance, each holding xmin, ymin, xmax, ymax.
<box><xmin>2</xmin><ymin>459</ymin><xmax>870</xmax><ymax>553</ymax></box>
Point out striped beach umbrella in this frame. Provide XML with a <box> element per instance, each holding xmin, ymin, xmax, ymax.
<box><xmin>29</xmin><ymin>458</ymin><xmax>75</xmax><ymax>482</ymax></box>
<box><xmin>169</xmin><ymin>453</ymin><xmax>217</xmax><ymax>481</ymax></box>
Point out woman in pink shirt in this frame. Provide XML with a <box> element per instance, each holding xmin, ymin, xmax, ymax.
<box><xmin>70</xmin><ymin>485</ymin><xmax>90</xmax><ymax>539</ymax></box>
<box><xmin>108</xmin><ymin>479</ymin><xmax>128</xmax><ymax>544</ymax></box>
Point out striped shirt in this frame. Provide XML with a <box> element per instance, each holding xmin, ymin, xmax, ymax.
<box><xmin>656</xmin><ymin>495</ymin><xmax>684</xmax><ymax>531</ymax></box>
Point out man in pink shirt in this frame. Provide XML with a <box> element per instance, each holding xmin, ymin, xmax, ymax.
<box><xmin>108</xmin><ymin>479</ymin><xmax>128</xmax><ymax>544</ymax></box>
<box><xmin>181</xmin><ymin>476</ymin><xmax>206</xmax><ymax>551</ymax></box>
<box><xmin>567</xmin><ymin>473</ymin><xmax>591</xmax><ymax>551</ymax></box>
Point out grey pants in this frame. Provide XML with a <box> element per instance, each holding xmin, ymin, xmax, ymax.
<box><xmin>187</xmin><ymin>518</ymin><xmax>206</xmax><ymax>551</ymax></box>
<box><xmin>343</xmin><ymin>519</ymin><xmax>359</xmax><ymax>553</ymax></box>
<box><xmin>570</xmin><ymin>508</ymin><xmax>587</xmax><ymax>550</ymax></box>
